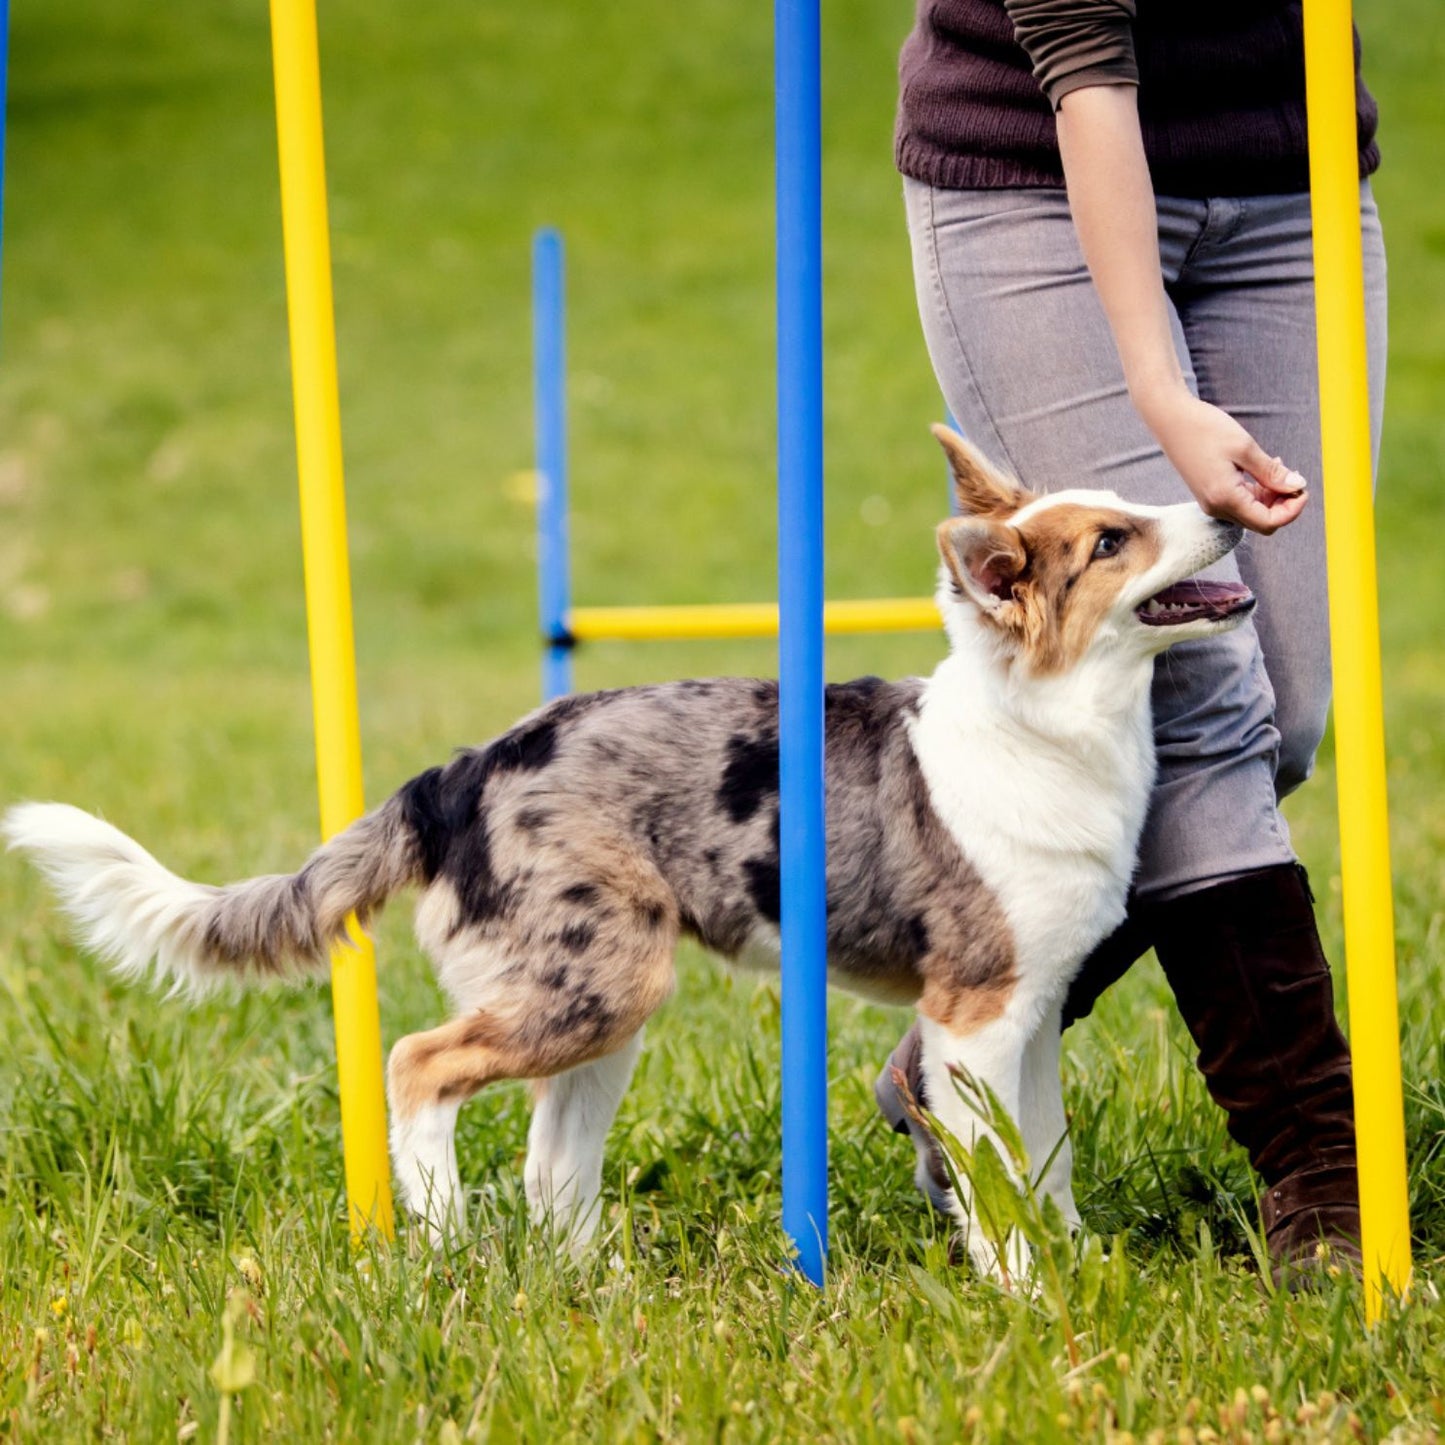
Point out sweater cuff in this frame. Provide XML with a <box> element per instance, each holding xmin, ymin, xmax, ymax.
<box><xmin>1048</xmin><ymin>60</ymin><xmax>1139</xmax><ymax>112</ymax></box>
<box><xmin>1004</xmin><ymin>0</ymin><xmax>1138</xmax><ymax>111</ymax></box>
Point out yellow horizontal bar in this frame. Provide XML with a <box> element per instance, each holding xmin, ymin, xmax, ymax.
<box><xmin>568</xmin><ymin>597</ymin><xmax>940</xmax><ymax>643</ymax></box>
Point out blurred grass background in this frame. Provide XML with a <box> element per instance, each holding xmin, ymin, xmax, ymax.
<box><xmin>1</xmin><ymin>1</ymin><xmax>1443</xmax><ymax>1440</ymax></box>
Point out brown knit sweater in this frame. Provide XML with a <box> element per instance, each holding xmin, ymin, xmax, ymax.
<box><xmin>896</xmin><ymin>0</ymin><xmax>1380</xmax><ymax>197</ymax></box>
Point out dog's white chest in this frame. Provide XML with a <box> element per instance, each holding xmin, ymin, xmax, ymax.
<box><xmin>907</xmin><ymin>681</ymin><xmax>1151</xmax><ymax>991</ymax></box>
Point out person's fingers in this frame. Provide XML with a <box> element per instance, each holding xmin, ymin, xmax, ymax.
<box><xmin>1262</xmin><ymin>457</ymin><xmax>1308</xmax><ymax>497</ymax></box>
<box><xmin>1236</xmin><ymin>441</ymin><xmax>1308</xmax><ymax>499</ymax></box>
<box><xmin>1225</xmin><ymin>478</ymin><xmax>1309</xmax><ymax>535</ymax></box>
<box><xmin>1236</xmin><ymin>435</ymin><xmax>1277</xmax><ymax>482</ymax></box>
<box><xmin>1197</xmin><ymin>474</ymin><xmax>1308</xmax><ymax>534</ymax></box>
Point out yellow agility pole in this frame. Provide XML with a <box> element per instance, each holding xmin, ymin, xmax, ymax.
<box><xmin>270</xmin><ymin>0</ymin><xmax>394</xmax><ymax>1239</ymax></box>
<box><xmin>1303</xmin><ymin>0</ymin><xmax>1409</xmax><ymax>1318</ymax></box>
<box><xmin>569</xmin><ymin>596</ymin><xmax>940</xmax><ymax>643</ymax></box>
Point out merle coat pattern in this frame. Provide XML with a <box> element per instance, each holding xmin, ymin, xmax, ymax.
<box><xmin>6</xmin><ymin>426</ymin><xmax>1255</xmax><ymax>1280</ymax></box>
<box><xmin>394</xmin><ymin>678</ymin><xmax>1014</xmax><ymax>1039</ymax></box>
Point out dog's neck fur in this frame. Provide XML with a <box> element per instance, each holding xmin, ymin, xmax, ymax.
<box><xmin>909</xmin><ymin>581</ymin><xmax>1158</xmax><ymax>1013</ymax></box>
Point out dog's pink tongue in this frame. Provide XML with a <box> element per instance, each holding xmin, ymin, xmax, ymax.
<box><xmin>1152</xmin><ymin>580</ymin><xmax>1250</xmax><ymax>608</ymax></box>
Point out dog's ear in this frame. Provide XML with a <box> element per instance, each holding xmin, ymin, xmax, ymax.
<box><xmin>937</xmin><ymin>516</ymin><xmax>1027</xmax><ymax>615</ymax></box>
<box><xmin>931</xmin><ymin>424</ymin><xmax>1031</xmax><ymax>518</ymax></box>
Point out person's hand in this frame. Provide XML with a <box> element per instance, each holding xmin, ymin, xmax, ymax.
<box><xmin>1136</xmin><ymin>384</ymin><xmax>1308</xmax><ymax>535</ymax></box>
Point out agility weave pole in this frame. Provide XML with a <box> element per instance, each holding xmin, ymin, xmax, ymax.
<box><xmin>269</xmin><ymin>0</ymin><xmax>394</xmax><ymax>1239</ymax></box>
<box><xmin>527</xmin><ymin>0</ymin><xmax>834</xmax><ymax>1273</ymax></box>
<box><xmin>774</xmin><ymin>0</ymin><xmax>829</xmax><ymax>1287</ymax></box>
<box><xmin>1</xmin><ymin>0</ymin><xmax>8</xmax><ymax>335</ymax></box>
<box><xmin>1304</xmin><ymin>0</ymin><xmax>1411</xmax><ymax>1320</ymax></box>
<box><xmin>535</xmin><ymin>230</ymin><xmax>573</xmax><ymax>703</ymax></box>
<box><xmin>529</xmin><ymin>0</ymin><xmax>917</xmax><ymax>1281</ymax></box>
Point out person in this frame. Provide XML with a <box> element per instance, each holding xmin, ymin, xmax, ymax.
<box><xmin>874</xmin><ymin>0</ymin><xmax>1386</xmax><ymax>1279</ymax></box>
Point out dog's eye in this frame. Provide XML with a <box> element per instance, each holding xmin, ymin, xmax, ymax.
<box><xmin>1093</xmin><ymin>529</ymin><xmax>1126</xmax><ymax>560</ymax></box>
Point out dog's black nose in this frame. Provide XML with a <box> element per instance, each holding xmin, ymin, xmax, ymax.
<box><xmin>1213</xmin><ymin>519</ymin><xmax>1245</xmax><ymax>547</ymax></box>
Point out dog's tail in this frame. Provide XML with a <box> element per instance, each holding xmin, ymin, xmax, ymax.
<box><xmin>2</xmin><ymin>797</ymin><xmax>424</xmax><ymax>996</ymax></box>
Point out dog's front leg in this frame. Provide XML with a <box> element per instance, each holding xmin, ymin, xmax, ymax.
<box><xmin>1018</xmin><ymin>1001</ymin><xmax>1080</xmax><ymax>1232</ymax></box>
<box><xmin>918</xmin><ymin>1010</ymin><xmax>1033</xmax><ymax>1286</ymax></box>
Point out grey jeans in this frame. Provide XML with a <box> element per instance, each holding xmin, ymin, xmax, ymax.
<box><xmin>905</xmin><ymin>179</ymin><xmax>1388</xmax><ymax>899</ymax></box>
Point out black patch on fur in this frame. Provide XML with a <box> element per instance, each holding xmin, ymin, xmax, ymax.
<box><xmin>546</xmin><ymin>989</ymin><xmax>615</xmax><ymax>1045</ymax></box>
<box><xmin>540</xmin><ymin>965</ymin><xmax>570</xmax><ymax>990</ymax></box>
<box><xmin>904</xmin><ymin>913</ymin><xmax>931</xmax><ymax>960</ymax></box>
<box><xmin>396</xmin><ymin>765</ymin><xmax>455</xmax><ymax>881</ymax></box>
<box><xmin>743</xmin><ymin>856</ymin><xmax>782</xmax><ymax>924</ymax></box>
<box><xmin>557</xmin><ymin>922</ymin><xmax>596</xmax><ymax>955</ymax></box>
<box><xmin>396</xmin><ymin>736</ymin><xmax>544</xmax><ymax>928</ymax></box>
<box><xmin>559</xmin><ymin>882</ymin><xmax>600</xmax><ymax>906</ymax></box>
<box><xmin>394</xmin><ymin>693</ymin><xmax>631</xmax><ymax>923</ymax></box>
<box><xmin>397</xmin><ymin>751</ymin><xmax>490</xmax><ymax>882</ymax></box>
<box><xmin>492</xmin><ymin>718</ymin><xmax>558</xmax><ymax>774</ymax></box>
<box><xmin>450</xmin><ymin>830</ymin><xmax>518</xmax><ymax>928</ymax></box>
<box><xmin>636</xmin><ymin>899</ymin><xmax>666</xmax><ymax>929</ymax></box>
<box><xmin>717</xmin><ymin>731</ymin><xmax>779</xmax><ymax>824</ymax></box>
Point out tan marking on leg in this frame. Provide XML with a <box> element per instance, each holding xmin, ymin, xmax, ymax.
<box><xmin>918</xmin><ymin>971</ymin><xmax>1018</xmax><ymax>1037</ymax></box>
<box><xmin>387</xmin><ymin>1017</ymin><xmax>514</xmax><ymax>1121</ymax></box>
<box><xmin>388</xmin><ymin>932</ymin><xmax>676</xmax><ymax>1120</ymax></box>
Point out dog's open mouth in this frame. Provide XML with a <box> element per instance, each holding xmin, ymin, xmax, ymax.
<box><xmin>1136</xmin><ymin>579</ymin><xmax>1255</xmax><ymax>627</ymax></box>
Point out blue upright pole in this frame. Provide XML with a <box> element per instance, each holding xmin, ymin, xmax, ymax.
<box><xmin>775</xmin><ymin>0</ymin><xmax>828</xmax><ymax>1284</ymax></box>
<box><xmin>1</xmin><ymin>0</ymin><xmax>10</xmax><ymax>341</ymax></box>
<box><xmin>533</xmin><ymin>228</ymin><xmax>573</xmax><ymax>701</ymax></box>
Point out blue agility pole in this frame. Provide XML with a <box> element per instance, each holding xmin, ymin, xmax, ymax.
<box><xmin>1</xmin><ymin>0</ymin><xmax>9</xmax><ymax>339</ymax></box>
<box><xmin>775</xmin><ymin>0</ymin><xmax>828</xmax><ymax>1284</ymax></box>
<box><xmin>534</xmin><ymin>228</ymin><xmax>573</xmax><ymax>702</ymax></box>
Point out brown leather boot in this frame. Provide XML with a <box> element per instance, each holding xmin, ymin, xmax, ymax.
<box><xmin>1151</xmin><ymin>864</ymin><xmax>1361</xmax><ymax>1284</ymax></box>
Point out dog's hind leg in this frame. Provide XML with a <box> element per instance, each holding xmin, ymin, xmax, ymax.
<box><xmin>387</xmin><ymin>1014</ymin><xmax>516</xmax><ymax>1242</ymax></box>
<box><xmin>389</xmin><ymin>878</ymin><xmax>677</xmax><ymax>1244</ymax></box>
<box><xmin>524</xmin><ymin>1030</ymin><xmax>644</xmax><ymax>1252</ymax></box>
<box><xmin>385</xmin><ymin>1011</ymin><xmax>635</xmax><ymax>1244</ymax></box>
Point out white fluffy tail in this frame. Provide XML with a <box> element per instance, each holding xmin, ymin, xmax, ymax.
<box><xmin>3</xmin><ymin>800</ymin><xmax>418</xmax><ymax>996</ymax></box>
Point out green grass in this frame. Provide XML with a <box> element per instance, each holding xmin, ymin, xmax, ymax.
<box><xmin>3</xmin><ymin>1</ymin><xmax>1445</xmax><ymax>1439</ymax></box>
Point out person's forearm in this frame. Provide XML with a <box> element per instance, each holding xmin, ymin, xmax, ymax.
<box><xmin>1052</xmin><ymin>82</ymin><xmax>1308</xmax><ymax>532</ymax></box>
<box><xmin>1055</xmin><ymin>84</ymin><xmax>1182</xmax><ymax>417</ymax></box>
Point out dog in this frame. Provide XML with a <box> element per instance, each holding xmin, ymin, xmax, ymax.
<box><xmin>3</xmin><ymin>427</ymin><xmax>1253</xmax><ymax>1280</ymax></box>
